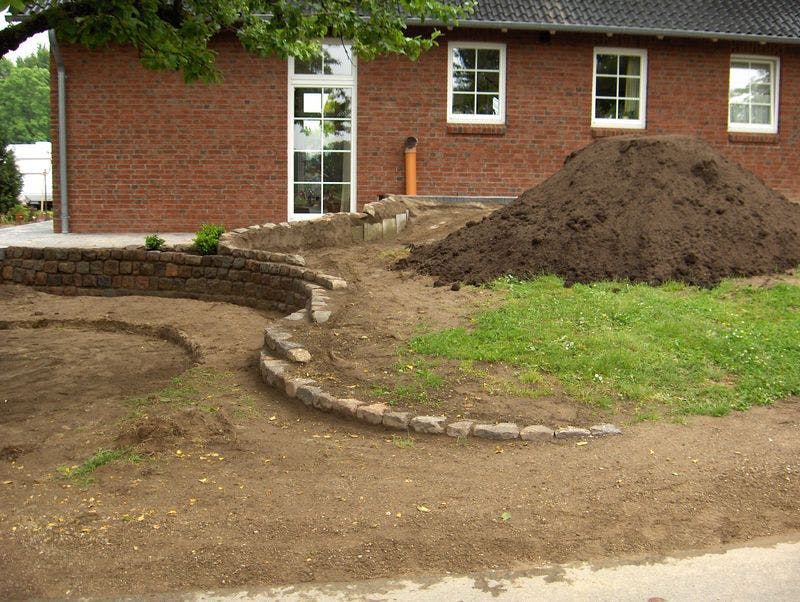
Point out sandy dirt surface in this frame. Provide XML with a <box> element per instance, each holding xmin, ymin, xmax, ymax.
<box><xmin>1</xmin><ymin>204</ymin><xmax>799</xmax><ymax>599</ymax></box>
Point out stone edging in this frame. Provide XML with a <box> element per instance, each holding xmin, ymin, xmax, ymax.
<box><xmin>249</xmin><ymin>200</ymin><xmax>623</xmax><ymax>443</ymax></box>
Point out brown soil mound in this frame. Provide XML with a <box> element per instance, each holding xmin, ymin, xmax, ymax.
<box><xmin>398</xmin><ymin>135</ymin><xmax>800</xmax><ymax>286</ymax></box>
<box><xmin>116</xmin><ymin>407</ymin><xmax>236</xmax><ymax>452</ymax></box>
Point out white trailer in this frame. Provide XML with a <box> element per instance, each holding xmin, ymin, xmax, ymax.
<box><xmin>9</xmin><ymin>141</ymin><xmax>53</xmax><ymax>210</ymax></box>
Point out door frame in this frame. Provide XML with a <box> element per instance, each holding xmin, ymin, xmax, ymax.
<box><xmin>287</xmin><ymin>43</ymin><xmax>357</xmax><ymax>221</ymax></box>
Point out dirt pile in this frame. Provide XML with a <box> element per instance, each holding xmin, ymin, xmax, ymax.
<box><xmin>398</xmin><ymin>135</ymin><xmax>800</xmax><ymax>286</ymax></box>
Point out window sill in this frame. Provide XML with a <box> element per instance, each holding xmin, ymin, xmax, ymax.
<box><xmin>728</xmin><ymin>132</ymin><xmax>779</xmax><ymax>144</ymax></box>
<box><xmin>446</xmin><ymin>123</ymin><xmax>507</xmax><ymax>136</ymax></box>
<box><xmin>591</xmin><ymin>127</ymin><xmax>646</xmax><ymax>138</ymax></box>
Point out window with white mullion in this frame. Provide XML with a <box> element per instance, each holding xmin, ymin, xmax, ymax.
<box><xmin>729</xmin><ymin>56</ymin><xmax>779</xmax><ymax>133</ymax></box>
<box><xmin>448</xmin><ymin>42</ymin><xmax>506</xmax><ymax>124</ymax></box>
<box><xmin>592</xmin><ymin>47</ymin><xmax>647</xmax><ymax>128</ymax></box>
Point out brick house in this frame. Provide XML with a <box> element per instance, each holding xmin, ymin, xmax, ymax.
<box><xmin>46</xmin><ymin>1</ymin><xmax>800</xmax><ymax>232</ymax></box>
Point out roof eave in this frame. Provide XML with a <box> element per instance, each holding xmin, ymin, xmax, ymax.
<box><xmin>441</xmin><ymin>20</ymin><xmax>800</xmax><ymax>46</ymax></box>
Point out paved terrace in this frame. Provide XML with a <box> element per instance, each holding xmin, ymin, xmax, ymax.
<box><xmin>0</xmin><ymin>221</ymin><xmax>194</xmax><ymax>249</ymax></box>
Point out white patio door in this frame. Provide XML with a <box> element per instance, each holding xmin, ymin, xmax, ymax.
<box><xmin>288</xmin><ymin>43</ymin><xmax>356</xmax><ymax>220</ymax></box>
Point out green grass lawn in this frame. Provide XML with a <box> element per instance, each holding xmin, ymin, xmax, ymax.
<box><xmin>410</xmin><ymin>275</ymin><xmax>800</xmax><ymax>418</ymax></box>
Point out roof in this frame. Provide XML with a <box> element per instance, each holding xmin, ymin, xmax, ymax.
<box><xmin>461</xmin><ymin>1</ymin><xmax>800</xmax><ymax>44</ymax></box>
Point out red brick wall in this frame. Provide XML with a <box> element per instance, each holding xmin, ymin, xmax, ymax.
<box><xmin>54</xmin><ymin>30</ymin><xmax>800</xmax><ymax>232</ymax></box>
<box><xmin>52</xmin><ymin>37</ymin><xmax>288</xmax><ymax>233</ymax></box>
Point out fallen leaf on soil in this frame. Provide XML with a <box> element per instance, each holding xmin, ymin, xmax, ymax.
<box><xmin>576</xmin><ymin>441</ymin><xmax>588</xmax><ymax>446</ymax></box>
<box><xmin>417</xmin><ymin>505</ymin><xmax>430</xmax><ymax>513</ymax></box>
<box><xmin>198</xmin><ymin>478</ymin><xmax>209</xmax><ymax>483</ymax></box>
<box><xmin>500</xmin><ymin>511</ymin><xmax>512</xmax><ymax>521</ymax></box>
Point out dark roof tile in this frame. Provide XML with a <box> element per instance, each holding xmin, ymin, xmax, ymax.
<box><xmin>466</xmin><ymin>0</ymin><xmax>800</xmax><ymax>41</ymax></box>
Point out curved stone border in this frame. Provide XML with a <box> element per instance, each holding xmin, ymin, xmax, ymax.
<box><xmin>0</xmin><ymin>317</ymin><xmax>202</xmax><ymax>362</ymax></box>
<box><xmin>259</xmin><ymin>321</ymin><xmax>622</xmax><ymax>442</ymax></box>
<box><xmin>232</xmin><ymin>198</ymin><xmax>624</xmax><ymax>442</ymax></box>
<box><xmin>0</xmin><ymin>246</ymin><xmax>346</xmax><ymax>315</ymax></box>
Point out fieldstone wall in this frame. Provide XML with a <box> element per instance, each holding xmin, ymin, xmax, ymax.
<box><xmin>0</xmin><ymin>246</ymin><xmax>345</xmax><ymax>314</ymax></box>
<box><xmin>219</xmin><ymin>198</ymin><xmax>411</xmax><ymax>252</ymax></box>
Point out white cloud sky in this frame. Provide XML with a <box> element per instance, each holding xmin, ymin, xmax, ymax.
<box><xmin>1</xmin><ymin>8</ymin><xmax>50</xmax><ymax>62</ymax></box>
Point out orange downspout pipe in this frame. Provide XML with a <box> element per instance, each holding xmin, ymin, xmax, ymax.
<box><xmin>404</xmin><ymin>137</ymin><xmax>418</xmax><ymax>196</ymax></box>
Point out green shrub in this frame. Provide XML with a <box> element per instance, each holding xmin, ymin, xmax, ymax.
<box><xmin>7</xmin><ymin>203</ymin><xmax>29</xmax><ymax>221</ymax></box>
<box><xmin>193</xmin><ymin>223</ymin><xmax>225</xmax><ymax>255</ymax></box>
<box><xmin>0</xmin><ymin>140</ymin><xmax>22</xmax><ymax>214</ymax></box>
<box><xmin>144</xmin><ymin>233</ymin><xmax>165</xmax><ymax>250</ymax></box>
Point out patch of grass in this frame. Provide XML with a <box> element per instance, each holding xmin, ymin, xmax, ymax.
<box><xmin>391</xmin><ymin>434</ymin><xmax>415</xmax><ymax>448</ymax></box>
<box><xmin>410</xmin><ymin>274</ymin><xmax>800</xmax><ymax>417</ymax></box>
<box><xmin>125</xmin><ymin>367</ymin><xmax>230</xmax><ymax>413</ymax></box>
<box><xmin>369</xmin><ymin>356</ymin><xmax>446</xmax><ymax>408</ymax></box>
<box><xmin>57</xmin><ymin>448</ymin><xmax>146</xmax><ymax>484</ymax></box>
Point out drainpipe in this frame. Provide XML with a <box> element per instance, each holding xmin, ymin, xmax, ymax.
<box><xmin>48</xmin><ymin>29</ymin><xmax>69</xmax><ymax>233</ymax></box>
<box><xmin>404</xmin><ymin>137</ymin><xmax>418</xmax><ymax>196</ymax></box>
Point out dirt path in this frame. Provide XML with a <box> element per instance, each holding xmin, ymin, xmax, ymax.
<box><xmin>1</xmin><ymin>205</ymin><xmax>799</xmax><ymax>599</ymax></box>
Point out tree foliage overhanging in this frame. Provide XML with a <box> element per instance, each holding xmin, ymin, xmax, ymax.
<box><xmin>1</xmin><ymin>0</ymin><xmax>474</xmax><ymax>82</ymax></box>
<box><xmin>0</xmin><ymin>45</ymin><xmax>50</xmax><ymax>142</ymax></box>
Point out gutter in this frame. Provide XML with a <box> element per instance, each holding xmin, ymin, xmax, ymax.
<box><xmin>411</xmin><ymin>19</ymin><xmax>800</xmax><ymax>46</ymax></box>
<box><xmin>48</xmin><ymin>29</ymin><xmax>69</xmax><ymax>233</ymax></box>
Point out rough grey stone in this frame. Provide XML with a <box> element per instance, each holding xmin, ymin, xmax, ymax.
<box><xmin>259</xmin><ymin>355</ymin><xmax>289</xmax><ymax>388</ymax></box>
<box><xmin>312</xmin><ymin>310</ymin><xmax>332</xmax><ymax>324</ymax></box>
<box><xmin>351</xmin><ymin>225</ymin><xmax>365</xmax><ymax>242</ymax></box>
<box><xmin>590</xmin><ymin>423</ymin><xmax>623</xmax><ymax>436</ymax></box>
<box><xmin>286</xmin><ymin>348</ymin><xmax>312</xmax><ymax>363</ymax></box>
<box><xmin>285</xmin><ymin>377</ymin><xmax>316</xmax><ymax>398</ymax></box>
<box><xmin>396</xmin><ymin>212</ymin><xmax>408</xmax><ymax>232</ymax></box>
<box><xmin>554</xmin><ymin>426</ymin><xmax>592</xmax><ymax>439</ymax></box>
<box><xmin>383</xmin><ymin>411</ymin><xmax>414</xmax><ymax>430</ymax></box>
<box><xmin>311</xmin><ymin>391</ymin><xmax>338</xmax><ymax>412</ymax></box>
<box><xmin>410</xmin><ymin>415</ymin><xmax>447</xmax><ymax>435</ymax></box>
<box><xmin>382</xmin><ymin>217</ymin><xmax>397</xmax><ymax>237</ymax></box>
<box><xmin>284</xmin><ymin>310</ymin><xmax>307</xmax><ymax>321</ymax></box>
<box><xmin>446</xmin><ymin>420</ymin><xmax>475</xmax><ymax>437</ymax></box>
<box><xmin>473</xmin><ymin>422</ymin><xmax>520</xmax><ymax>440</ymax></box>
<box><xmin>520</xmin><ymin>425</ymin><xmax>555</xmax><ymax>442</ymax></box>
<box><xmin>296</xmin><ymin>385</ymin><xmax>324</xmax><ymax>407</ymax></box>
<box><xmin>364</xmin><ymin>221</ymin><xmax>383</xmax><ymax>241</ymax></box>
<box><xmin>357</xmin><ymin>403</ymin><xmax>389</xmax><ymax>425</ymax></box>
<box><xmin>331</xmin><ymin>398</ymin><xmax>364</xmax><ymax>418</ymax></box>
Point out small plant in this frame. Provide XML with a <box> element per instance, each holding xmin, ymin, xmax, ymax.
<box><xmin>56</xmin><ymin>448</ymin><xmax>145</xmax><ymax>484</ymax></box>
<box><xmin>391</xmin><ymin>434</ymin><xmax>415</xmax><ymax>448</ymax></box>
<box><xmin>144</xmin><ymin>233</ymin><xmax>165</xmax><ymax>250</ymax></box>
<box><xmin>193</xmin><ymin>223</ymin><xmax>225</xmax><ymax>255</ymax></box>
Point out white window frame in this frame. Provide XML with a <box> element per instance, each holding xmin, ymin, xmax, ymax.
<box><xmin>728</xmin><ymin>55</ymin><xmax>780</xmax><ymax>134</ymax></box>
<box><xmin>591</xmin><ymin>47</ymin><xmax>648</xmax><ymax>129</ymax></box>
<box><xmin>287</xmin><ymin>41</ymin><xmax>357</xmax><ymax>221</ymax></box>
<box><xmin>447</xmin><ymin>42</ymin><xmax>507</xmax><ymax>125</ymax></box>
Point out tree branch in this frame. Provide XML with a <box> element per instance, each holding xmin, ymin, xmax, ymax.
<box><xmin>0</xmin><ymin>1</ymin><xmax>96</xmax><ymax>56</ymax></box>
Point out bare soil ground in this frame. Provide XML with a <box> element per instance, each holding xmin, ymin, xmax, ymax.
<box><xmin>1</xmin><ymin>203</ymin><xmax>799</xmax><ymax>599</ymax></box>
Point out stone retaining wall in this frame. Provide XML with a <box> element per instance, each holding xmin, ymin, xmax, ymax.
<box><xmin>0</xmin><ymin>246</ymin><xmax>345</xmax><ymax>314</ymax></box>
<box><xmin>219</xmin><ymin>198</ymin><xmax>411</xmax><ymax>252</ymax></box>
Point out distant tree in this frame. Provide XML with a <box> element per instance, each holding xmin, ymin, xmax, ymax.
<box><xmin>0</xmin><ymin>1</ymin><xmax>473</xmax><ymax>83</ymax></box>
<box><xmin>0</xmin><ymin>64</ymin><xmax>50</xmax><ymax>142</ymax></box>
<box><xmin>15</xmin><ymin>44</ymin><xmax>49</xmax><ymax>69</ymax></box>
<box><xmin>0</xmin><ymin>57</ymin><xmax>11</xmax><ymax>78</ymax></box>
<box><xmin>0</xmin><ymin>134</ymin><xmax>23</xmax><ymax>213</ymax></box>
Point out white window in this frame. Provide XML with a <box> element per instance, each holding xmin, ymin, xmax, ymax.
<box><xmin>592</xmin><ymin>47</ymin><xmax>647</xmax><ymax>129</ymax></box>
<box><xmin>288</xmin><ymin>42</ymin><xmax>356</xmax><ymax>220</ymax></box>
<box><xmin>728</xmin><ymin>56</ymin><xmax>779</xmax><ymax>134</ymax></box>
<box><xmin>447</xmin><ymin>43</ymin><xmax>506</xmax><ymax>124</ymax></box>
